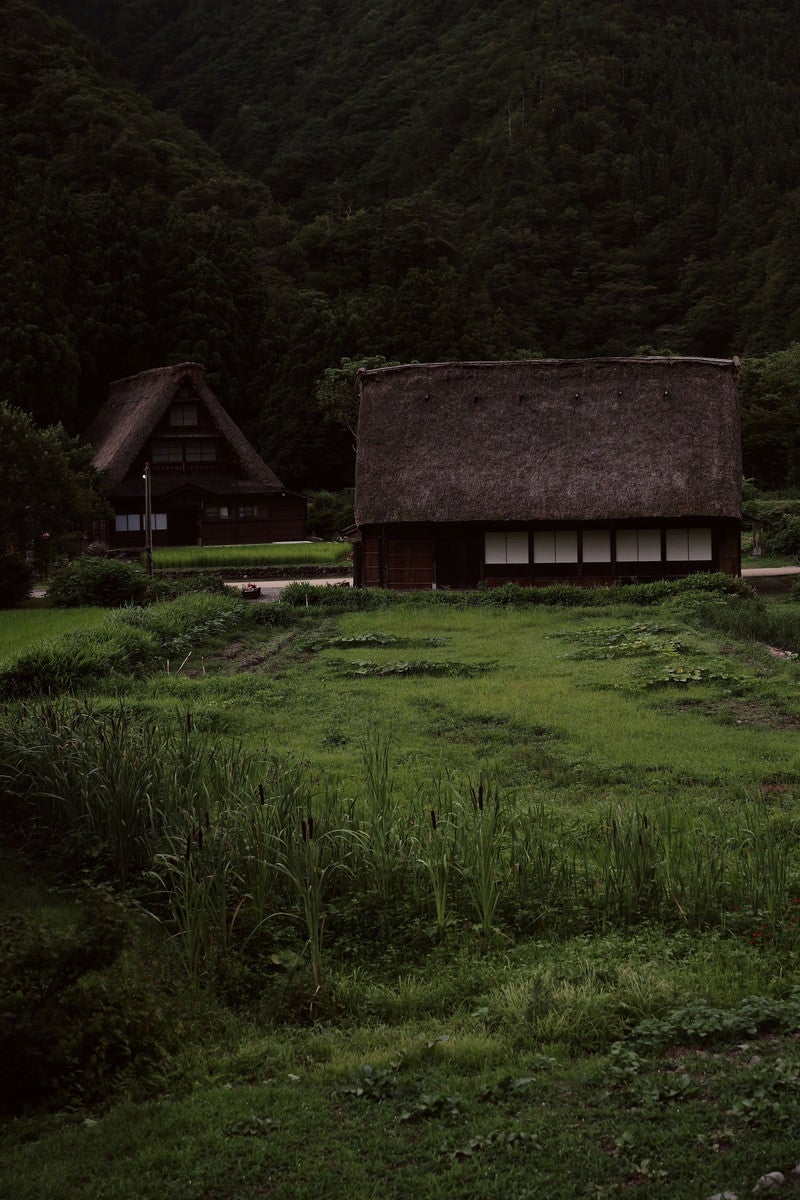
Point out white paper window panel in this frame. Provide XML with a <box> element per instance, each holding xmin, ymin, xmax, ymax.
<box><xmin>689</xmin><ymin>528</ymin><xmax>712</xmax><ymax>560</ymax></box>
<box><xmin>506</xmin><ymin>532</ymin><xmax>530</xmax><ymax>563</ymax></box>
<box><xmin>152</xmin><ymin>513</ymin><xmax>168</xmax><ymax>531</ymax></box>
<box><xmin>582</xmin><ymin>530</ymin><xmax>611</xmax><ymax>562</ymax></box>
<box><xmin>485</xmin><ymin>532</ymin><xmax>530</xmax><ymax>564</ymax></box>
<box><xmin>638</xmin><ymin>529</ymin><xmax>661</xmax><ymax>560</ymax></box>
<box><xmin>485</xmin><ymin>532</ymin><xmax>507</xmax><ymax>564</ymax></box>
<box><xmin>666</xmin><ymin>528</ymin><xmax>712</xmax><ymax>561</ymax></box>
<box><xmin>115</xmin><ymin>514</ymin><xmax>140</xmax><ymax>532</ymax></box>
<box><xmin>616</xmin><ymin>529</ymin><xmax>661</xmax><ymax>561</ymax></box>
<box><xmin>533</xmin><ymin>532</ymin><xmax>577</xmax><ymax>563</ymax></box>
<box><xmin>615</xmin><ymin>530</ymin><xmax>638</xmax><ymax>561</ymax></box>
<box><xmin>665</xmin><ymin>529</ymin><xmax>688</xmax><ymax>560</ymax></box>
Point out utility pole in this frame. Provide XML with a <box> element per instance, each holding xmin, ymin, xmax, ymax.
<box><xmin>143</xmin><ymin>461</ymin><xmax>153</xmax><ymax>576</ymax></box>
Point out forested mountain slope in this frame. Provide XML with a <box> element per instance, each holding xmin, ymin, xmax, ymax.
<box><xmin>9</xmin><ymin>0</ymin><xmax>800</xmax><ymax>487</ymax></box>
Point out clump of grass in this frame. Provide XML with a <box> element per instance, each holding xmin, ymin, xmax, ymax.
<box><xmin>111</xmin><ymin>591</ymin><xmax>247</xmax><ymax>654</ymax></box>
<box><xmin>274</xmin><ymin>801</ymin><xmax>357</xmax><ymax>990</ymax></box>
<box><xmin>0</xmin><ymin>624</ymin><xmax>158</xmax><ymax>698</ymax></box>
<box><xmin>415</xmin><ymin>790</ymin><xmax>457</xmax><ymax>936</ymax></box>
<box><xmin>689</xmin><ymin>594</ymin><xmax>800</xmax><ymax>655</ymax></box>
<box><xmin>0</xmin><ymin>593</ymin><xmax>256</xmax><ymax>697</ymax></box>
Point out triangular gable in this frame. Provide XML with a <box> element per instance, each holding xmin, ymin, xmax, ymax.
<box><xmin>88</xmin><ymin>363</ymin><xmax>284</xmax><ymax>491</ymax></box>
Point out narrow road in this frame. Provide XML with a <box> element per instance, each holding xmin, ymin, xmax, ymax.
<box><xmin>224</xmin><ymin>576</ymin><xmax>353</xmax><ymax>600</ymax></box>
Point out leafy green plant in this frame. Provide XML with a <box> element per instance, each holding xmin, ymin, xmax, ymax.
<box><xmin>48</xmin><ymin>557</ymin><xmax>152</xmax><ymax>608</ymax></box>
<box><xmin>333</xmin><ymin>658</ymin><xmax>494</xmax><ymax>678</ymax></box>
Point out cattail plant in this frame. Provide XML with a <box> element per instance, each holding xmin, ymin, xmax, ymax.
<box><xmin>357</xmin><ymin>730</ymin><xmax>411</xmax><ymax>905</ymax></box>
<box><xmin>457</xmin><ymin>781</ymin><xmax>505</xmax><ymax>946</ymax></box>
<box><xmin>595</xmin><ymin>807</ymin><xmax>666</xmax><ymax>928</ymax></box>
<box><xmin>150</xmin><ymin>809</ymin><xmax>237</xmax><ymax>976</ymax></box>
<box><xmin>274</xmin><ymin>800</ymin><xmax>356</xmax><ymax>989</ymax></box>
<box><xmin>415</xmin><ymin>803</ymin><xmax>456</xmax><ymax>936</ymax></box>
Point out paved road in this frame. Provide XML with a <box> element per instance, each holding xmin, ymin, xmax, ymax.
<box><xmin>225</xmin><ymin>576</ymin><xmax>353</xmax><ymax>600</ymax></box>
<box><xmin>741</xmin><ymin>565</ymin><xmax>800</xmax><ymax>577</ymax></box>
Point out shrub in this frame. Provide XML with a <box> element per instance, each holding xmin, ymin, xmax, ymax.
<box><xmin>48</xmin><ymin>557</ymin><xmax>151</xmax><ymax>607</ymax></box>
<box><xmin>112</xmin><ymin>591</ymin><xmax>247</xmax><ymax>653</ymax></box>
<box><xmin>306</xmin><ymin>489</ymin><xmax>355</xmax><ymax>539</ymax></box>
<box><xmin>762</xmin><ymin>515</ymin><xmax>800</xmax><ymax>558</ymax></box>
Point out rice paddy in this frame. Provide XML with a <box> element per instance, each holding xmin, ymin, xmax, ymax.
<box><xmin>150</xmin><ymin>541</ymin><xmax>352</xmax><ymax>570</ymax></box>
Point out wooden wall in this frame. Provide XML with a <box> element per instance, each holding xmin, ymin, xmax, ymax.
<box><xmin>355</xmin><ymin>519</ymin><xmax>742</xmax><ymax>589</ymax></box>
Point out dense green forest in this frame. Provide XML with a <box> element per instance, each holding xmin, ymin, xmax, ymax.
<box><xmin>5</xmin><ymin>0</ymin><xmax>800</xmax><ymax>489</ymax></box>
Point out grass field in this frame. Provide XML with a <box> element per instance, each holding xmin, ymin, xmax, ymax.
<box><xmin>0</xmin><ymin>605</ymin><xmax>108</xmax><ymax>665</ymax></box>
<box><xmin>3</xmin><ymin>585</ymin><xmax>800</xmax><ymax>1198</ymax></box>
<box><xmin>151</xmin><ymin>541</ymin><xmax>352</xmax><ymax>570</ymax></box>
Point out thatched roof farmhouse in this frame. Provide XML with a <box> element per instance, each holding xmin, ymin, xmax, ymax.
<box><xmin>354</xmin><ymin>357</ymin><xmax>741</xmax><ymax>589</ymax></box>
<box><xmin>89</xmin><ymin>363</ymin><xmax>305</xmax><ymax>548</ymax></box>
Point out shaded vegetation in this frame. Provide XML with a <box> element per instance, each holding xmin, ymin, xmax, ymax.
<box><xmin>3</xmin><ymin>0</ymin><xmax>800</xmax><ymax>488</ymax></box>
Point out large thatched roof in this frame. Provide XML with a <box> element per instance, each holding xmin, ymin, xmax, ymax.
<box><xmin>88</xmin><ymin>363</ymin><xmax>285</xmax><ymax>492</ymax></box>
<box><xmin>355</xmin><ymin>358</ymin><xmax>742</xmax><ymax>525</ymax></box>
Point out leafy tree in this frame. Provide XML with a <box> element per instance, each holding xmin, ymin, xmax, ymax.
<box><xmin>740</xmin><ymin>345</ymin><xmax>800</xmax><ymax>491</ymax></box>
<box><xmin>314</xmin><ymin>355</ymin><xmax>398</xmax><ymax>445</ymax></box>
<box><xmin>0</xmin><ymin>403</ymin><xmax>107</xmax><ymax>603</ymax></box>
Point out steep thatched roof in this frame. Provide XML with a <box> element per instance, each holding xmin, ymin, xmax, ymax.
<box><xmin>88</xmin><ymin>363</ymin><xmax>285</xmax><ymax>492</ymax></box>
<box><xmin>355</xmin><ymin>358</ymin><xmax>741</xmax><ymax>525</ymax></box>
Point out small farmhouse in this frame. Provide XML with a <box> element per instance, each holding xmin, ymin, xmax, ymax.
<box><xmin>88</xmin><ymin>363</ymin><xmax>306</xmax><ymax>548</ymax></box>
<box><xmin>353</xmin><ymin>357</ymin><xmax>741</xmax><ymax>589</ymax></box>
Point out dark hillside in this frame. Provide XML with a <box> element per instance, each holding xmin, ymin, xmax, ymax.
<box><xmin>41</xmin><ymin>0</ymin><xmax>800</xmax><ymax>362</ymax></box>
<box><xmin>0</xmin><ymin>1</ymin><xmax>356</xmax><ymax>487</ymax></box>
<box><xmin>9</xmin><ymin>0</ymin><xmax>800</xmax><ymax>487</ymax></box>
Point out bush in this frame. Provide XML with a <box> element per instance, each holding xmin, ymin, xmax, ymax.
<box><xmin>306</xmin><ymin>489</ymin><xmax>355</xmax><ymax>539</ymax></box>
<box><xmin>762</xmin><ymin>515</ymin><xmax>800</xmax><ymax>558</ymax></box>
<box><xmin>0</xmin><ymin>547</ymin><xmax>33</xmax><ymax>607</ymax></box>
<box><xmin>48</xmin><ymin>557</ymin><xmax>151</xmax><ymax>607</ymax></box>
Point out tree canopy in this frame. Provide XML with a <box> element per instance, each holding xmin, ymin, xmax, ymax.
<box><xmin>0</xmin><ymin>401</ymin><xmax>107</xmax><ymax>601</ymax></box>
<box><xmin>5</xmin><ymin>0</ymin><xmax>800</xmax><ymax>490</ymax></box>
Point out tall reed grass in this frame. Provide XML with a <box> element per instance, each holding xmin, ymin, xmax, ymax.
<box><xmin>690</xmin><ymin>594</ymin><xmax>800</xmax><ymax>655</ymax></box>
<box><xmin>2</xmin><ymin>702</ymin><xmax>798</xmax><ymax>985</ymax></box>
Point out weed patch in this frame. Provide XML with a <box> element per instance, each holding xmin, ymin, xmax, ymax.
<box><xmin>328</xmin><ymin>657</ymin><xmax>496</xmax><ymax>678</ymax></box>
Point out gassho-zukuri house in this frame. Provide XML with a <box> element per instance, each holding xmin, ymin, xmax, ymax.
<box><xmin>88</xmin><ymin>363</ymin><xmax>306</xmax><ymax>548</ymax></box>
<box><xmin>352</xmin><ymin>357</ymin><xmax>742</xmax><ymax>590</ymax></box>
